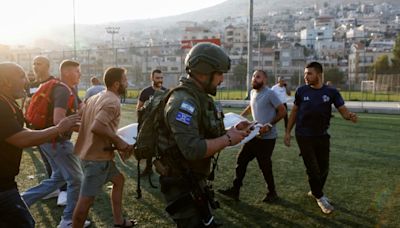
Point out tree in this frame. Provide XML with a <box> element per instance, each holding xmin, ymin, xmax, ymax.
<box><xmin>373</xmin><ymin>55</ymin><xmax>391</xmax><ymax>74</ymax></box>
<box><xmin>324</xmin><ymin>67</ymin><xmax>345</xmax><ymax>86</ymax></box>
<box><xmin>231</xmin><ymin>59</ymin><xmax>247</xmax><ymax>89</ymax></box>
<box><xmin>391</xmin><ymin>33</ymin><xmax>400</xmax><ymax>71</ymax></box>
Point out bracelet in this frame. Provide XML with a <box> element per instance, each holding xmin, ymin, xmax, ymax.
<box><xmin>266</xmin><ymin>123</ymin><xmax>273</xmax><ymax>128</ymax></box>
<box><xmin>226</xmin><ymin>133</ymin><xmax>232</xmax><ymax>146</ymax></box>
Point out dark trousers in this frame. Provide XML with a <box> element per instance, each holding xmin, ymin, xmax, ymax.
<box><xmin>295</xmin><ymin>135</ymin><xmax>330</xmax><ymax>199</ymax></box>
<box><xmin>283</xmin><ymin>103</ymin><xmax>288</xmax><ymax>129</ymax></box>
<box><xmin>0</xmin><ymin>188</ymin><xmax>35</xmax><ymax>228</ymax></box>
<box><xmin>233</xmin><ymin>137</ymin><xmax>276</xmax><ymax>194</ymax></box>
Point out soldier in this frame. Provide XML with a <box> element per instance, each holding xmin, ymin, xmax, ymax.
<box><xmin>155</xmin><ymin>43</ymin><xmax>250</xmax><ymax>227</ymax></box>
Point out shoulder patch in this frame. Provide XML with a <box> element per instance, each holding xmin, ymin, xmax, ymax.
<box><xmin>179</xmin><ymin>101</ymin><xmax>195</xmax><ymax>114</ymax></box>
<box><xmin>175</xmin><ymin>111</ymin><xmax>192</xmax><ymax>125</ymax></box>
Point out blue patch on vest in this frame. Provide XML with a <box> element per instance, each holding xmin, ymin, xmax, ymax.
<box><xmin>179</xmin><ymin>101</ymin><xmax>195</xmax><ymax>114</ymax></box>
<box><xmin>176</xmin><ymin>111</ymin><xmax>192</xmax><ymax>125</ymax></box>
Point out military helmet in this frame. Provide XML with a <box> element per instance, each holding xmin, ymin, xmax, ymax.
<box><xmin>185</xmin><ymin>42</ymin><xmax>231</xmax><ymax>75</ymax></box>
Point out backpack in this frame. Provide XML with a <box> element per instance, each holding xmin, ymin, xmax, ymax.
<box><xmin>133</xmin><ymin>85</ymin><xmax>196</xmax><ymax>198</ymax></box>
<box><xmin>25</xmin><ymin>79</ymin><xmax>76</xmax><ymax>129</ymax></box>
<box><xmin>135</xmin><ymin>86</ymin><xmax>185</xmax><ymax>160</ymax></box>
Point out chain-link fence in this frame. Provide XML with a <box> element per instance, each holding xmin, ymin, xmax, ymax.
<box><xmin>3</xmin><ymin>45</ymin><xmax>400</xmax><ymax>101</ymax></box>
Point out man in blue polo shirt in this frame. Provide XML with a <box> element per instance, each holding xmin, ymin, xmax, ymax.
<box><xmin>284</xmin><ymin>62</ymin><xmax>357</xmax><ymax>214</ymax></box>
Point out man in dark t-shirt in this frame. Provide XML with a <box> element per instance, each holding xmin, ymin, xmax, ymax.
<box><xmin>21</xmin><ymin>60</ymin><xmax>89</xmax><ymax>228</ymax></box>
<box><xmin>0</xmin><ymin>62</ymin><xmax>79</xmax><ymax>228</ymax></box>
<box><xmin>284</xmin><ymin>62</ymin><xmax>357</xmax><ymax>215</ymax></box>
<box><xmin>136</xmin><ymin>69</ymin><xmax>166</xmax><ymax>176</ymax></box>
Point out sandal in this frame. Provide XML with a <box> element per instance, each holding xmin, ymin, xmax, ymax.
<box><xmin>114</xmin><ymin>218</ymin><xmax>137</xmax><ymax>227</ymax></box>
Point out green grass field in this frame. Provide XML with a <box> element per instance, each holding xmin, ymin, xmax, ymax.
<box><xmin>17</xmin><ymin>104</ymin><xmax>400</xmax><ymax>227</ymax></box>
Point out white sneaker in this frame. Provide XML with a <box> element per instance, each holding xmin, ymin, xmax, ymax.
<box><xmin>57</xmin><ymin>217</ymin><xmax>91</xmax><ymax>228</ymax></box>
<box><xmin>42</xmin><ymin>189</ymin><xmax>60</xmax><ymax>200</ymax></box>
<box><xmin>57</xmin><ymin>191</ymin><xmax>67</xmax><ymax>207</ymax></box>
<box><xmin>307</xmin><ymin>191</ymin><xmax>330</xmax><ymax>202</ymax></box>
<box><xmin>316</xmin><ymin>196</ymin><xmax>334</xmax><ymax>214</ymax></box>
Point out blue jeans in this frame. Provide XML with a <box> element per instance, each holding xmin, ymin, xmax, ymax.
<box><xmin>22</xmin><ymin>141</ymin><xmax>83</xmax><ymax>220</ymax></box>
<box><xmin>0</xmin><ymin>188</ymin><xmax>35</xmax><ymax>228</ymax></box>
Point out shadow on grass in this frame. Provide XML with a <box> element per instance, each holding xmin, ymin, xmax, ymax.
<box><xmin>216</xmin><ymin>195</ymin><xmax>376</xmax><ymax>227</ymax></box>
<box><xmin>26</xmin><ymin>147</ymin><xmax>48</xmax><ymax>179</ymax></box>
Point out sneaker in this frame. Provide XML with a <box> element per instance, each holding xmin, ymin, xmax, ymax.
<box><xmin>308</xmin><ymin>191</ymin><xmax>330</xmax><ymax>202</ymax></box>
<box><xmin>316</xmin><ymin>196</ymin><xmax>334</xmax><ymax>214</ymax></box>
<box><xmin>42</xmin><ymin>189</ymin><xmax>60</xmax><ymax>200</ymax></box>
<box><xmin>57</xmin><ymin>217</ymin><xmax>91</xmax><ymax>228</ymax></box>
<box><xmin>262</xmin><ymin>192</ymin><xmax>279</xmax><ymax>203</ymax></box>
<box><xmin>57</xmin><ymin>191</ymin><xmax>67</xmax><ymax>207</ymax></box>
<box><xmin>218</xmin><ymin>187</ymin><xmax>239</xmax><ymax>201</ymax></box>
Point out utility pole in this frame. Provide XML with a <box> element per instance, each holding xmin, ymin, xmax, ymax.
<box><xmin>246</xmin><ymin>0</ymin><xmax>253</xmax><ymax>98</ymax></box>
<box><xmin>73</xmin><ymin>0</ymin><xmax>76</xmax><ymax>60</ymax></box>
<box><xmin>105</xmin><ymin>26</ymin><xmax>120</xmax><ymax>66</ymax></box>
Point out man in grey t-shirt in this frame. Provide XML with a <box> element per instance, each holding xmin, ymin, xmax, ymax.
<box><xmin>219</xmin><ymin>70</ymin><xmax>286</xmax><ymax>202</ymax></box>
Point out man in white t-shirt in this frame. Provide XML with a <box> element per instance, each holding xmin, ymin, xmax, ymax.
<box><xmin>271</xmin><ymin>77</ymin><xmax>289</xmax><ymax>129</ymax></box>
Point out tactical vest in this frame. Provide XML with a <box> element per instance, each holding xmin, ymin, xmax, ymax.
<box><xmin>156</xmin><ymin>79</ymin><xmax>225</xmax><ymax>178</ymax></box>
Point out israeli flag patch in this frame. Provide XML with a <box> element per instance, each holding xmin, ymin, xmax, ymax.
<box><xmin>176</xmin><ymin>111</ymin><xmax>192</xmax><ymax>125</ymax></box>
<box><xmin>179</xmin><ymin>101</ymin><xmax>195</xmax><ymax>114</ymax></box>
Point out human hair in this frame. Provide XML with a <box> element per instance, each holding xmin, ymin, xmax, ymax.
<box><xmin>33</xmin><ymin>56</ymin><xmax>50</xmax><ymax>66</ymax></box>
<box><xmin>151</xmin><ymin>69</ymin><xmax>162</xmax><ymax>78</ymax></box>
<box><xmin>90</xmin><ymin>76</ymin><xmax>100</xmax><ymax>85</ymax></box>
<box><xmin>59</xmin><ymin>59</ymin><xmax>80</xmax><ymax>72</ymax></box>
<box><xmin>103</xmin><ymin>67</ymin><xmax>126</xmax><ymax>88</ymax></box>
<box><xmin>305</xmin><ymin>62</ymin><xmax>323</xmax><ymax>74</ymax></box>
<box><xmin>256</xmin><ymin>69</ymin><xmax>267</xmax><ymax>78</ymax></box>
<box><xmin>0</xmin><ymin>62</ymin><xmax>25</xmax><ymax>84</ymax></box>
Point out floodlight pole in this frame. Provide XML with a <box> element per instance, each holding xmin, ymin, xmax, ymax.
<box><xmin>73</xmin><ymin>0</ymin><xmax>76</xmax><ymax>60</ymax></box>
<box><xmin>106</xmin><ymin>26</ymin><xmax>120</xmax><ymax>66</ymax></box>
<box><xmin>246</xmin><ymin>0</ymin><xmax>253</xmax><ymax>98</ymax></box>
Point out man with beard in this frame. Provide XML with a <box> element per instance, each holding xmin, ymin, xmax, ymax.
<box><xmin>156</xmin><ymin>43</ymin><xmax>250</xmax><ymax>227</ymax></box>
<box><xmin>219</xmin><ymin>70</ymin><xmax>286</xmax><ymax>203</ymax></box>
<box><xmin>0</xmin><ymin>62</ymin><xmax>80</xmax><ymax>227</ymax></box>
<box><xmin>72</xmin><ymin>67</ymin><xmax>136</xmax><ymax>228</ymax></box>
<box><xmin>136</xmin><ymin>69</ymin><xmax>166</xmax><ymax>176</ymax></box>
<box><xmin>284</xmin><ymin>62</ymin><xmax>357</xmax><ymax>214</ymax></box>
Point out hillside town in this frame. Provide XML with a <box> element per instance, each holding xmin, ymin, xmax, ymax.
<box><xmin>1</xmin><ymin>1</ymin><xmax>399</xmax><ymax>90</ymax></box>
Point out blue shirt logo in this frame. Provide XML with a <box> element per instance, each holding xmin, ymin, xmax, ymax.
<box><xmin>322</xmin><ymin>95</ymin><xmax>330</xmax><ymax>103</ymax></box>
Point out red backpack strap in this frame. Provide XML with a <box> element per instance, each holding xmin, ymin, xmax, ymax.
<box><xmin>57</xmin><ymin>81</ymin><xmax>78</xmax><ymax>112</ymax></box>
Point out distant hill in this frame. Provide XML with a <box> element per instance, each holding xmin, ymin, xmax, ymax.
<box><xmin>119</xmin><ymin>0</ymin><xmax>400</xmax><ymax>26</ymax></box>
<box><xmin>34</xmin><ymin>0</ymin><xmax>400</xmax><ymax>48</ymax></box>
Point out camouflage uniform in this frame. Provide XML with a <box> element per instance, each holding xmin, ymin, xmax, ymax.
<box><xmin>157</xmin><ymin>77</ymin><xmax>225</xmax><ymax>226</ymax></box>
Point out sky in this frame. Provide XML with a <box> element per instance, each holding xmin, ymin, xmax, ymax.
<box><xmin>0</xmin><ymin>0</ymin><xmax>227</xmax><ymax>45</ymax></box>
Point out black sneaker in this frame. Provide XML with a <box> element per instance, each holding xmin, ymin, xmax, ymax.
<box><xmin>218</xmin><ymin>187</ymin><xmax>239</xmax><ymax>201</ymax></box>
<box><xmin>262</xmin><ymin>192</ymin><xmax>279</xmax><ymax>203</ymax></box>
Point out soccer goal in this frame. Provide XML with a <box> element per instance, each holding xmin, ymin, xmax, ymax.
<box><xmin>361</xmin><ymin>80</ymin><xmax>375</xmax><ymax>101</ymax></box>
